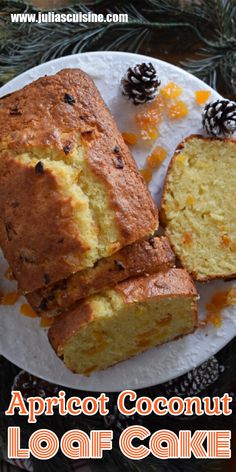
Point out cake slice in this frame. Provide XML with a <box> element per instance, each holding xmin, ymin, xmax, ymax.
<box><xmin>27</xmin><ymin>236</ymin><xmax>175</xmax><ymax>316</ymax></box>
<box><xmin>0</xmin><ymin>69</ymin><xmax>158</xmax><ymax>293</ymax></box>
<box><xmin>161</xmin><ymin>135</ymin><xmax>236</xmax><ymax>280</ymax></box>
<box><xmin>48</xmin><ymin>269</ymin><xmax>197</xmax><ymax>375</ymax></box>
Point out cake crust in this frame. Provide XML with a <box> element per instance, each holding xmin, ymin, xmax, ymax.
<box><xmin>116</xmin><ymin>267</ymin><xmax>197</xmax><ymax>303</ymax></box>
<box><xmin>161</xmin><ymin>134</ymin><xmax>236</xmax><ymax>281</ymax></box>
<box><xmin>26</xmin><ymin>236</ymin><xmax>175</xmax><ymax>315</ymax></box>
<box><xmin>49</xmin><ymin>301</ymin><xmax>93</xmax><ymax>357</ymax></box>
<box><xmin>0</xmin><ymin>155</ymin><xmax>88</xmax><ymax>291</ymax></box>
<box><xmin>0</xmin><ymin>69</ymin><xmax>158</xmax><ymax>292</ymax></box>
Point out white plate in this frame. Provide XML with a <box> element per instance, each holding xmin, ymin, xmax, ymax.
<box><xmin>0</xmin><ymin>51</ymin><xmax>235</xmax><ymax>392</ymax></box>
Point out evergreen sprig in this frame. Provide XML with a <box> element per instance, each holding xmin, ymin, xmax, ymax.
<box><xmin>0</xmin><ymin>0</ymin><xmax>235</xmax><ymax>95</ymax></box>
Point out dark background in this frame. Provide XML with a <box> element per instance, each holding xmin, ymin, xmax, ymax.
<box><xmin>0</xmin><ymin>1</ymin><xmax>235</xmax><ymax>471</ymax></box>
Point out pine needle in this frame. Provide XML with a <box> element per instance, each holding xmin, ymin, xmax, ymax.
<box><xmin>0</xmin><ymin>0</ymin><xmax>235</xmax><ymax>95</ymax></box>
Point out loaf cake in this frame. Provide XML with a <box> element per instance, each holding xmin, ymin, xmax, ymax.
<box><xmin>27</xmin><ymin>236</ymin><xmax>175</xmax><ymax>316</ymax></box>
<box><xmin>0</xmin><ymin>69</ymin><xmax>158</xmax><ymax>293</ymax></box>
<box><xmin>49</xmin><ymin>269</ymin><xmax>197</xmax><ymax>375</ymax></box>
<box><xmin>161</xmin><ymin>135</ymin><xmax>236</xmax><ymax>280</ymax></box>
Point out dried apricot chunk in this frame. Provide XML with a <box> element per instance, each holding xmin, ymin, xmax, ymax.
<box><xmin>195</xmin><ymin>90</ymin><xmax>211</xmax><ymax>105</ymax></box>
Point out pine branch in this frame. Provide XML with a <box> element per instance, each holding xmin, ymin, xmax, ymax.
<box><xmin>0</xmin><ymin>0</ymin><xmax>235</xmax><ymax>95</ymax></box>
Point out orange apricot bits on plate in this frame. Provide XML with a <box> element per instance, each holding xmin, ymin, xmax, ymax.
<box><xmin>122</xmin><ymin>132</ymin><xmax>138</xmax><ymax>145</ymax></box>
<box><xmin>136</xmin><ymin>95</ymin><xmax>165</xmax><ymax>141</ymax></box>
<box><xmin>1</xmin><ymin>292</ymin><xmax>20</xmax><ymax>305</ymax></box>
<box><xmin>161</xmin><ymin>82</ymin><xmax>183</xmax><ymax>100</ymax></box>
<box><xmin>140</xmin><ymin>167</ymin><xmax>152</xmax><ymax>183</ymax></box>
<box><xmin>205</xmin><ymin>289</ymin><xmax>236</xmax><ymax>328</ymax></box>
<box><xmin>146</xmin><ymin>146</ymin><xmax>167</xmax><ymax>169</ymax></box>
<box><xmin>167</xmin><ymin>100</ymin><xmax>189</xmax><ymax>120</ymax></box>
<box><xmin>20</xmin><ymin>303</ymin><xmax>37</xmax><ymax>318</ymax></box>
<box><xmin>195</xmin><ymin>90</ymin><xmax>211</xmax><ymax>105</ymax></box>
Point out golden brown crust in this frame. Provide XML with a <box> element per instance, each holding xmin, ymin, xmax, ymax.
<box><xmin>160</xmin><ymin>134</ymin><xmax>236</xmax><ymax>281</ymax></box>
<box><xmin>0</xmin><ymin>69</ymin><xmax>158</xmax><ymax>292</ymax></box>
<box><xmin>48</xmin><ymin>268</ymin><xmax>198</xmax><ymax>356</ymax></box>
<box><xmin>181</xmin><ymin>269</ymin><xmax>236</xmax><ymax>282</ymax></box>
<box><xmin>26</xmin><ymin>236</ymin><xmax>175</xmax><ymax>315</ymax></box>
<box><xmin>0</xmin><ymin>155</ymin><xmax>88</xmax><ymax>291</ymax></box>
<box><xmin>115</xmin><ymin>268</ymin><xmax>197</xmax><ymax>303</ymax></box>
<box><xmin>48</xmin><ymin>301</ymin><xmax>93</xmax><ymax>356</ymax></box>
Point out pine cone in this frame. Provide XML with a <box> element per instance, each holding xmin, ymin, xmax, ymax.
<box><xmin>12</xmin><ymin>370</ymin><xmax>59</xmax><ymax>400</ymax></box>
<box><xmin>164</xmin><ymin>357</ymin><xmax>224</xmax><ymax>397</ymax></box>
<box><xmin>202</xmin><ymin>99</ymin><xmax>236</xmax><ymax>136</ymax></box>
<box><xmin>121</xmin><ymin>62</ymin><xmax>161</xmax><ymax>105</ymax></box>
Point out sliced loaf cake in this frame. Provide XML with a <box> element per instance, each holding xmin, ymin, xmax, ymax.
<box><xmin>161</xmin><ymin>135</ymin><xmax>236</xmax><ymax>280</ymax></box>
<box><xmin>48</xmin><ymin>269</ymin><xmax>197</xmax><ymax>375</ymax></box>
<box><xmin>0</xmin><ymin>69</ymin><xmax>158</xmax><ymax>293</ymax></box>
<box><xmin>27</xmin><ymin>236</ymin><xmax>175</xmax><ymax>316</ymax></box>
